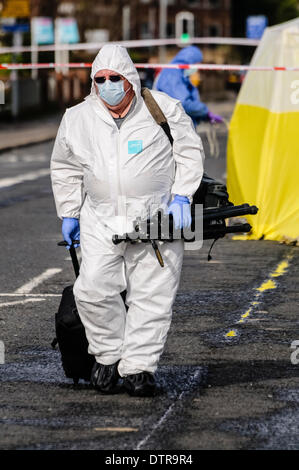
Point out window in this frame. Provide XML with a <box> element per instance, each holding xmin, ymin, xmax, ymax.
<box><xmin>140</xmin><ymin>23</ymin><xmax>150</xmax><ymax>39</ymax></box>
<box><xmin>210</xmin><ymin>0</ymin><xmax>220</xmax><ymax>7</ymax></box>
<box><xmin>167</xmin><ymin>22</ymin><xmax>175</xmax><ymax>38</ymax></box>
<box><xmin>209</xmin><ymin>24</ymin><xmax>221</xmax><ymax>36</ymax></box>
<box><xmin>187</xmin><ymin>0</ymin><xmax>201</xmax><ymax>5</ymax></box>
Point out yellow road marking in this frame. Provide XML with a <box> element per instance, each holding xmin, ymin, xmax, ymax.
<box><xmin>93</xmin><ymin>427</ymin><xmax>138</xmax><ymax>432</ymax></box>
<box><xmin>226</xmin><ymin>330</ymin><xmax>237</xmax><ymax>337</ymax></box>
<box><xmin>241</xmin><ymin>308</ymin><xmax>252</xmax><ymax>319</ymax></box>
<box><xmin>257</xmin><ymin>279</ymin><xmax>276</xmax><ymax>292</ymax></box>
<box><xmin>225</xmin><ymin>252</ymin><xmax>294</xmax><ymax>337</ymax></box>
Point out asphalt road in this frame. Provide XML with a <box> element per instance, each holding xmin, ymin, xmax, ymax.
<box><xmin>0</xmin><ymin>136</ymin><xmax>299</xmax><ymax>451</ymax></box>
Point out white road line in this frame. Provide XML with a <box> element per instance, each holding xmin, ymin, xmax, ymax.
<box><xmin>136</xmin><ymin>402</ymin><xmax>177</xmax><ymax>450</ymax></box>
<box><xmin>0</xmin><ymin>293</ymin><xmax>61</xmax><ymax>297</ymax></box>
<box><xmin>0</xmin><ymin>168</ymin><xmax>50</xmax><ymax>189</ymax></box>
<box><xmin>0</xmin><ymin>298</ymin><xmax>45</xmax><ymax>308</ymax></box>
<box><xmin>135</xmin><ymin>368</ymin><xmax>202</xmax><ymax>450</ymax></box>
<box><xmin>0</xmin><ymin>294</ymin><xmax>61</xmax><ymax>298</ymax></box>
<box><xmin>0</xmin><ymin>154</ymin><xmax>48</xmax><ymax>163</ymax></box>
<box><xmin>14</xmin><ymin>268</ymin><xmax>62</xmax><ymax>294</ymax></box>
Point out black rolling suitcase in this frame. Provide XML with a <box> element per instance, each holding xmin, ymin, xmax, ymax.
<box><xmin>51</xmin><ymin>242</ymin><xmax>95</xmax><ymax>384</ymax></box>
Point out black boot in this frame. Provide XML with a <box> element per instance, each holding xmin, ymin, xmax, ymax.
<box><xmin>91</xmin><ymin>360</ymin><xmax>120</xmax><ymax>393</ymax></box>
<box><xmin>123</xmin><ymin>372</ymin><xmax>157</xmax><ymax>397</ymax></box>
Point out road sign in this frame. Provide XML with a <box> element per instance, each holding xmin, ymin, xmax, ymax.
<box><xmin>56</xmin><ymin>18</ymin><xmax>79</xmax><ymax>44</ymax></box>
<box><xmin>31</xmin><ymin>17</ymin><xmax>54</xmax><ymax>45</ymax></box>
<box><xmin>1</xmin><ymin>0</ymin><xmax>30</xmax><ymax>18</ymax></box>
<box><xmin>246</xmin><ymin>16</ymin><xmax>268</xmax><ymax>40</ymax></box>
<box><xmin>1</xmin><ymin>23</ymin><xmax>29</xmax><ymax>32</ymax></box>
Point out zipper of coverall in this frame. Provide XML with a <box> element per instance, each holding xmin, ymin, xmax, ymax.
<box><xmin>116</xmin><ymin>126</ymin><xmax>121</xmax><ymax>217</ymax></box>
<box><xmin>114</xmin><ymin>95</ymin><xmax>141</xmax><ymax>217</ymax></box>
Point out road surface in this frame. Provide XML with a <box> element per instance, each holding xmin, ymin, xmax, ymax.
<box><xmin>0</xmin><ymin>136</ymin><xmax>298</xmax><ymax>451</ymax></box>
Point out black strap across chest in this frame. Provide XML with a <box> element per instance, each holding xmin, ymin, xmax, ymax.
<box><xmin>141</xmin><ymin>87</ymin><xmax>174</xmax><ymax>147</ymax></box>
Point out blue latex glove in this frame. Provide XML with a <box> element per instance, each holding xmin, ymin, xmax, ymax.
<box><xmin>167</xmin><ymin>195</ymin><xmax>191</xmax><ymax>230</ymax></box>
<box><xmin>207</xmin><ymin>110</ymin><xmax>223</xmax><ymax>124</ymax></box>
<box><xmin>62</xmin><ymin>217</ymin><xmax>80</xmax><ymax>249</ymax></box>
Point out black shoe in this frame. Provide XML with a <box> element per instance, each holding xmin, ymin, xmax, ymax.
<box><xmin>91</xmin><ymin>361</ymin><xmax>120</xmax><ymax>393</ymax></box>
<box><xmin>123</xmin><ymin>372</ymin><xmax>157</xmax><ymax>397</ymax></box>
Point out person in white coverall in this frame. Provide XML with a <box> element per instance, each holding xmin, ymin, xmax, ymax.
<box><xmin>51</xmin><ymin>44</ymin><xmax>204</xmax><ymax>397</ymax></box>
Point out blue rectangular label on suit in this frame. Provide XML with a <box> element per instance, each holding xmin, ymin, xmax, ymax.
<box><xmin>128</xmin><ymin>140</ymin><xmax>143</xmax><ymax>154</ymax></box>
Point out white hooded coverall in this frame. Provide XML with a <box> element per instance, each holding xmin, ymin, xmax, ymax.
<box><xmin>51</xmin><ymin>45</ymin><xmax>205</xmax><ymax>377</ymax></box>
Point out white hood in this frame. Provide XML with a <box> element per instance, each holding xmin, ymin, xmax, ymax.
<box><xmin>89</xmin><ymin>44</ymin><xmax>141</xmax><ymax>99</ymax></box>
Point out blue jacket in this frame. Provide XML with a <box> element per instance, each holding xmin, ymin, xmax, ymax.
<box><xmin>156</xmin><ymin>46</ymin><xmax>209</xmax><ymax>125</ymax></box>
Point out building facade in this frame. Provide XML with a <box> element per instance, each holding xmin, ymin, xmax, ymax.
<box><xmin>29</xmin><ymin>0</ymin><xmax>231</xmax><ymax>43</ymax></box>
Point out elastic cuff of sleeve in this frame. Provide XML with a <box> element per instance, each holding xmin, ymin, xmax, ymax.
<box><xmin>60</xmin><ymin>213</ymin><xmax>80</xmax><ymax>220</ymax></box>
<box><xmin>175</xmin><ymin>195</ymin><xmax>190</xmax><ymax>203</ymax></box>
<box><xmin>170</xmin><ymin>193</ymin><xmax>193</xmax><ymax>204</ymax></box>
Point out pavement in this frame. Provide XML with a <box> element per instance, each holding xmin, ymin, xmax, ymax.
<box><xmin>0</xmin><ymin>102</ymin><xmax>299</xmax><ymax>451</ymax></box>
<box><xmin>0</xmin><ymin>99</ymin><xmax>235</xmax><ymax>153</ymax></box>
<box><xmin>0</xmin><ymin>113</ymin><xmax>63</xmax><ymax>152</ymax></box>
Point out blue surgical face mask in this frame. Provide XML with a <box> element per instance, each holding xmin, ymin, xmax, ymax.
<box><xmin>96</xmin><ymin>79</ymin><xmax>127</xmax><ymax>106</ymax></box>
<box><xmin>183</xmin><ymin>68</ymin><xmax>197</xmax><ymax>77</ymax></box>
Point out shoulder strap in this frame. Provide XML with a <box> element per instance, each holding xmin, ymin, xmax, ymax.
<box><xmin>141</xmin><ymin>87</ymin><xmax>173</xmax><ymax>146</ymax></box>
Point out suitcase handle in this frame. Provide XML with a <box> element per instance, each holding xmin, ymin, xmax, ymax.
<box><xmin>58</xmin><ymin>241</ymin><xmax>80</xmax><ymax>279</ymax></box>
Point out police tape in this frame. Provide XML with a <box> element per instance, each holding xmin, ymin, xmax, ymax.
<box><xmin>0</xmin><ymin>37</ymin><xmax>260</xmax><ymax>55</ymax></box>
<box><xmin>0</xmin><ymin>63</ymin><xmax>299</xmax><ymax>71</ymax></box>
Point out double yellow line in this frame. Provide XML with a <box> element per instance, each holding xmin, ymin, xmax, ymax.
<box><xmin>225</xmin><ymin>251</ymin><xmax>294</xmax><ymax>338</ymax></box>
